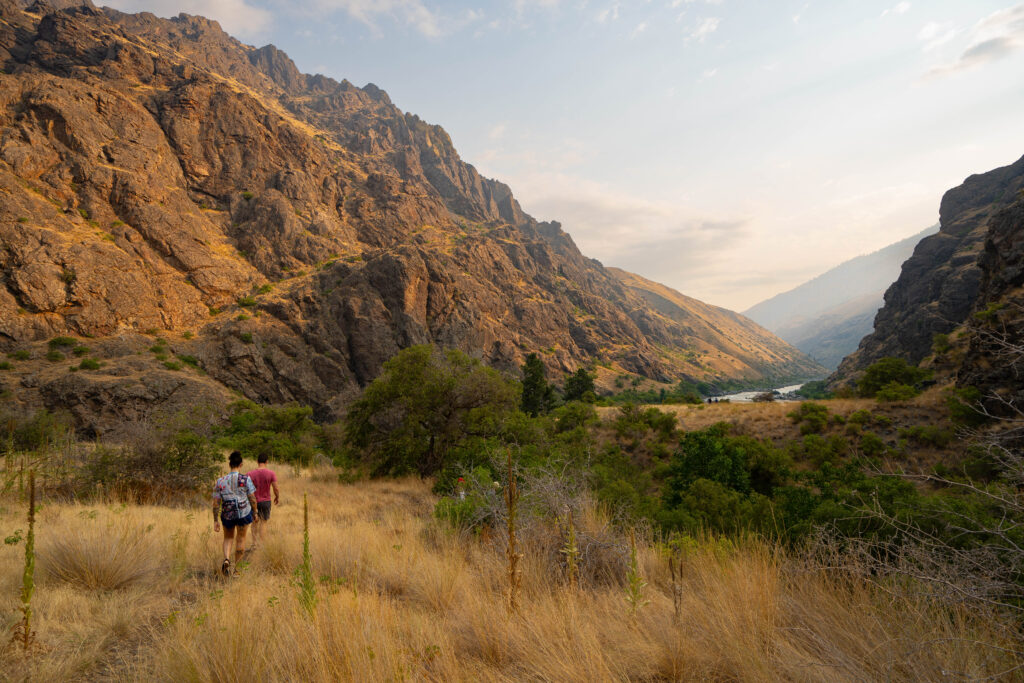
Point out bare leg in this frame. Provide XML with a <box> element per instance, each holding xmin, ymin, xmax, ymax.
<box><xmin>235</xmin><ymin>523</ymin><xmax>249</xmax><ymax>564</ymax></box>
<box><xmin>222</xmin><ymin>525</ymin><xmax>236</xmax><ymax>561</ymax></box>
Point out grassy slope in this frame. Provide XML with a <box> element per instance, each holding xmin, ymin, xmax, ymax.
<box><xmin>1</xmin><ymin>462</ymin><xmax>1017</xmax><ymax>681</ymax></box>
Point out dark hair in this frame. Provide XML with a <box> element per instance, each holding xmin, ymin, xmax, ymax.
<box><xmin>228</xmin><ymin>451</ymin><xmax>243</xmax><ymax>468</ymax></box>
<box><xmin>257</xmin><ymin>453</ymin><xmax>269</xmax><ymax>464</ymax></box>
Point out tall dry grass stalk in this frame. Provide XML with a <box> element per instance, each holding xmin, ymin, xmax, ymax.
<box><xmin>14</xmin><ymin>468</ymin><xmax>36</xmax><ymax>650</ymax></box>
<box><xmin>505</xmin><ymin>449</ymin><xmax>522</xmax><ymax>614</ymax></box>
<box><xmin>296</xmin><ymin>491</ymin><xmax>316</xmax><ymax>614</ymax></box>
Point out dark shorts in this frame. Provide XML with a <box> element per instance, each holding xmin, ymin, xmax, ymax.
<box><xmin>221</xmin><ymin>511</ymin><xmax>253</xmax><ymax>529</ymax></box>
<box><xmin>256</xmin><ymin>500</ymin><xmax>272</xmax><ymax>521</ymax></box>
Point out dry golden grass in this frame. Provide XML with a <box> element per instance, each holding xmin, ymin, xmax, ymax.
<box><xmin>1</xmin><ymin>463</ymin><xmax>1020</xmax><ymax>681</ymax></box>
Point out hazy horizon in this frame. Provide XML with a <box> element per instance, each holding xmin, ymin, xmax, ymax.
<box><xmin>104</xmin><ymin>0</ymin><xmax>1024</xmax><ymax>311</ymax></box>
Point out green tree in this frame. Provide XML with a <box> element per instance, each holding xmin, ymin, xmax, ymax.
<box><xmin>857</xmin><ymin>357</ymin><xmax>929</xmax><ymax>397</ymax></box>
<box><xmin>520</xmin><ymin>353</ymin><xmax>552</xmax><ymax>416</ymax></box>
<box><xmin>342</xmin><ymin>345</ymin><xmax>518</xmax><ymax>475</ymax></box>
<box><xmin>563</xmin><ymin>367</ymin><xmax>596</xmax><ymax>402</ymax></box>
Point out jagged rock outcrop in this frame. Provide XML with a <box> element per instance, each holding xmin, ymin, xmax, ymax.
<box><xmin>833</xmin><ymin>155</ymin><xmax>1024</xmax><ymax>383</ymax></box>
<box><xmin>0</xmin><ymin>1</ymin><xmax>822</xmax><ymax>429</ymax></box>
<box><xmin>957</xmin><ymin>197</ymin><xmax>1024</xmax><ymax>406</ymax></box>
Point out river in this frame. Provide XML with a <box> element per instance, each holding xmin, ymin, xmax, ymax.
<box><xmin>712</xmin><ymin>382</ymin><xmax>808</xmax><ymax>403</ymax></box>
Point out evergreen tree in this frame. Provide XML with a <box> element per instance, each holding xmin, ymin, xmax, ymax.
<box><xmin>521</xmin><ymin>353</ymin><xmax>549</xmax><ymax>416</ymax></box>
<box><xmin>564</xmin><ymin>367</ymin><xmax>596</xmax><ymax>402</ymax></box>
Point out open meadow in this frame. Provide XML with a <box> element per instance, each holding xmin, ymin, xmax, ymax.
<box><xmin>2</xmin><ymin>461</ymin><xmax>1020</xmax><ymax>682</ymax></box>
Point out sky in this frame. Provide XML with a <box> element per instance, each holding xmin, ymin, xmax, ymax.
<box><xmin>104</xmin><ymin>0</ymin><xmax>1024</xmax><ymax>311</ymax></box>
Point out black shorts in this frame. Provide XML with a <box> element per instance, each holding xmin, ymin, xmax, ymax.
<box><xmin>221</xmin><ymin>511</ymin><xmax>253</xmax><ymax>529</ymax></box>
<box><xmin>256</xmin><ymin>501</ymin><xmax>272</xmax><ymax>521</ymax></box>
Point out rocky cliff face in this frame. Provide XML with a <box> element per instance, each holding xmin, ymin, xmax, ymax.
<box><xmin>0</xmin><ymin>1</ymin><xmax>821</xmax><ymax>430</ymax></box>
<box><xmin>957</xmin><ymin>196</ymin><xmax>1024</xmax><ymax>407</ymax></box>
<box><xmin>833</xmin><ymin>155</ymin><xmax>1024</xmax><ymax>383</ymax></box>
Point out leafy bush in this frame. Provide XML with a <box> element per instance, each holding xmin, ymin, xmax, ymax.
<box><xmin>221</xmin><ymin>401</ymin><xmax>320</xmax><ymax>466</ymax></box>
<box><xmin>0</xmin><ymin>361</ymin><xmax>11</xmax><ymax>370</ymax></box>
<box><xmin>947</xmin><ymin>387</ymin><xmax>988</xmax><ymax>427</ymax></box>
<box><xmin>44</xmin><ymin>349</ymin><xmax>63</xmax><ymax>362</ymax></box>
<box><xmin>8</xmin><ymin>350</ymin><xmax>30</xmax><ymax>360</ymax></box>
<box><xmin>71</xmin><ymin>345</ymin><xmax>90</xmax><ymax>357</ymax></box>
<box><xmin>77</xmin><ymin>358</ymin><xmax>101</xmax><ymax>370</ymax></box>
<box><xmin>237</xmin><ymin>295</ymin><xmax>257</xmax><ymax>307</ymax></box>
<box><xmin>858</xmin><ymin>358</ymin><xmax>929</xmax><ymax>398</ymax></box>
<box><xmin>48</xmin><ymin>336</ymin><xmax>76</xmax><ymax>349</ymax></box>
<box><xmin>240</xmin><ymin>333</ymin><xmax>253</xmax><ymax>343</ymax></box>
<box><xmin>241</xmin><ymin>191</ymin><xmax>254</xmax><ymax>200</ymax></box>
<box><xmin>875</xmin><ymin>381</ymin><xmax>919</xmax><ymax>402</ymax></box>
<box><xmin>788</xmin><ymin>402</ymin><xmax>830</xmax><ymax>434</ymax></box>
<box><xmin>0</xmin><ymin>408</ymin><xmax>74</xmax><ymax>453</ymax></box>
<box><xmin>795</xmin><ymin>380</ymin><xmax>832</xmax><ymax>399</ymax></box>
<box><xmin>898</xmin><ymin>425</ymin><xmax>953</xmax><ymax>448</ymax></box>
<box><xmin>859</xmin><ymin>431</ymin><xmax>886</xmax><ymax>456</ymax></box>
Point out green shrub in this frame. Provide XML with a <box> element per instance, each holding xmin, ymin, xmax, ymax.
<box><xmin>240</xmin><ymin>333</ymin><xmax>253</xmax><ymax>343</ymax></box>
<box><xmin>221</xmin><ymin>401</ymin><xmax>320</xmax><ymax>466</ymax></box>
<box><xmin>257</xmin><ymin>283</ymin><xmax>273</xmax><ymax>294</ymax></box>
<box><xmin>149</xmin><ymin>344</ymin><xmax>166</xmax><ymax>354</ymax></box>
<box><xmin>241</xmin><ymin>191</ymin><xmax>254</xmax><ymax>200</ymax></box>
<box><xmin>237</xmin><ymin>296</ymin><xmax>256</xmax><ymax>307</ymax></box>
<box><xmin>44</xmin><ymin>350</ymin><xmax>64</xmax><ymax>362</ymax></box>
<box><xmin>858</xmin><ymin>358</ymin><xmax>929</xmax><ymax>397</ymax></box>
<box><xmin>847</xmin><ymin>409</ymin><xmax>872</xmax><ymax>425</ymax></box>
<box><xmin>178</xmin><ymin>355</ymin><xmax>199</xmax><ymax>367</ymax></box>
<box><xmin>795</xmin><ymin>380</ymin><xmax>832</xmax><ymax>399</ymax></box>
<box><xmin>182</xmin><ymin>331</ymin><xmax>194</xmax><ymax>340</ymax></box>
<box><xmin>898</xmin><ymin>425</ymin><xmax>954</xmax><ymax>448</ymax></box>
<box><xmin>8</xmin><ymin>350</ymin><xmax>30</xmax><ymax>360</ymax></box>
<box><xmin>932</xmin><ymin>333</ymin><xmax>951</xmax><ymax>354</ymax></box>
<box><xmin>788</xmin><ymin>402</ymin><xmax>830</xmax><ymax>434</ymax></box>
<box><xmin>947</xmin><ymin>386</ymin><xmax>988</xmax><ymax>427</ymax></box>
<box><xmin>77</xmin><ymin>358</ymin><xmax>101</xmax><ymax>371</ymax></box>
<box><xmin>875</xmin><ymin>381</ymin><xmax>919</xmax><ymax>402</ymax></box>
<box><xmin>236</xmin><ymin>313</ymin><xmax>250</xmax><ymax>321</ymax></box>
<box><xmin>48</xmin><ymin>336</ymin><xmax>76</xmax><ymax>348</ymax></box>
<box><xmin>163</xmin><ymin>361</ymin><xmax>182</xmax><ymax>371</ymax></box>
<box><xmin>0</xmin><ymin>361</ymin><xmax>11</xmax><ymax>370</ymax></box>
<box><xmin>859</xmin><ymin>431</ymin><xmax>886</xmax><ymax>456</ymax></box>
<box><xmin>71</xmin><ymin>345</ymin><xmax>90</xmax><ymax>357</ymax></box>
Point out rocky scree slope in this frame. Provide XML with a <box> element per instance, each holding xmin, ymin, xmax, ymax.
<box><xmin>0</xmin><ymin>1</ymin><xmax>821</xmax><ymax>430</ymax></box>
<box><xmin>833</xmin><ymin>154</ymin><xmax>1024</xmax><ymax>384</ymax></box>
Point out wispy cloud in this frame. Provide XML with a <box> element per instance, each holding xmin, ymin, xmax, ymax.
<box><xmin>299</xmin><ymin>0</ymin><xmax>483</xmax><ymax>38</ymax></box>
<box><xmin>917</xmin><ymin>21</ymin><xmax>957</xmax><ymax>51</ymax></box>
<box><xmin>926</xmin><ymin>4</ymin><xmax>1024</xmax><ymax>77</ymax></box>
<box><xmin>104</xmin><ymin>0</ymin><xmax>273</xmax><ymax>38</ymax></box>
<box><xmin>630</xmin><ymin>21</ymin><xmax>648</xmax><ymax>38</ymax></box>
<box><xmin>688</xmin><ymin>16</ymin><xmax>720</xmax><ymax>41</ymax></box>
<box><xmin>880</xmin><ymin>2</ymin><xmax>910</xmax><ymax>18</ymax></box>
<box><xmin>595</xmin><ymin>3</ymin><xmax>620</xmax><ymax>23</ymax></box>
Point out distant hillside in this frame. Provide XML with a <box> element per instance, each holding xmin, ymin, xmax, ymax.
<box><xmin>608</xmin><ymin>268</ymin><xmax>826</xmax><ymax>384</ymax></box>
<box><xmin>743</xmin><ymin>225</ymin><xmax>938</xmax><ymax>369</ymax></box>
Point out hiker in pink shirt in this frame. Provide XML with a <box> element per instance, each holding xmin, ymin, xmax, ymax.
<box><xmin>248</xmin><ymin>454</ymin><xmax>280</xmax><ymax>545</ymax></box>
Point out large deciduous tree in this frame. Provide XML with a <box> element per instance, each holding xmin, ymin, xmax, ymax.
<box><xmin>342</xmin><ymin>345</ymin><xmax>518</xmax><ymax>475</ymax></box>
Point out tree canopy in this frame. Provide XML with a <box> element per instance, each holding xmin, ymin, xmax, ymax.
<box><xmin>342</xmin><ymin>345</ymin><xmax>518</xmax><ymax>475</ymax></box>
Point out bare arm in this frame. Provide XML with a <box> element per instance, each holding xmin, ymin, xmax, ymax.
<box><xmin>272</xmin><ymin>481</ymin><xmax>280</xmax><ymax>505</ymax></box>
<box><xmin>212</xmin><ymin>496</ymin><xmax>221</xmax><ymax>531</ymax></box>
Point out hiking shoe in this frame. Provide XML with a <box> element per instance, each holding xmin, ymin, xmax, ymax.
<box><xmin>221</xmin><ymin>559</ymin><xmax>231</xmax><ymax>577</ymax></box>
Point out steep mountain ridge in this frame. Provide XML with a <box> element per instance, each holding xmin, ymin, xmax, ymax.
<box><xmin>608</xmin><ymin>268</ymin><xmax>824</xmax><ymax>383</ymax></box>
<box><xmin>0</xmin><ymin>1</ymin><xmax>821</xmax><ymax>430</ymax></box>
<box><xmin>833</xmin><ymin>154</ymin><xmax>1024</xmax><ymax>382</ymax></box>
<box><xmin>744</xmin><ymin>225</ymin><xmax>938</xmax><ymax>369</ymax></box>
